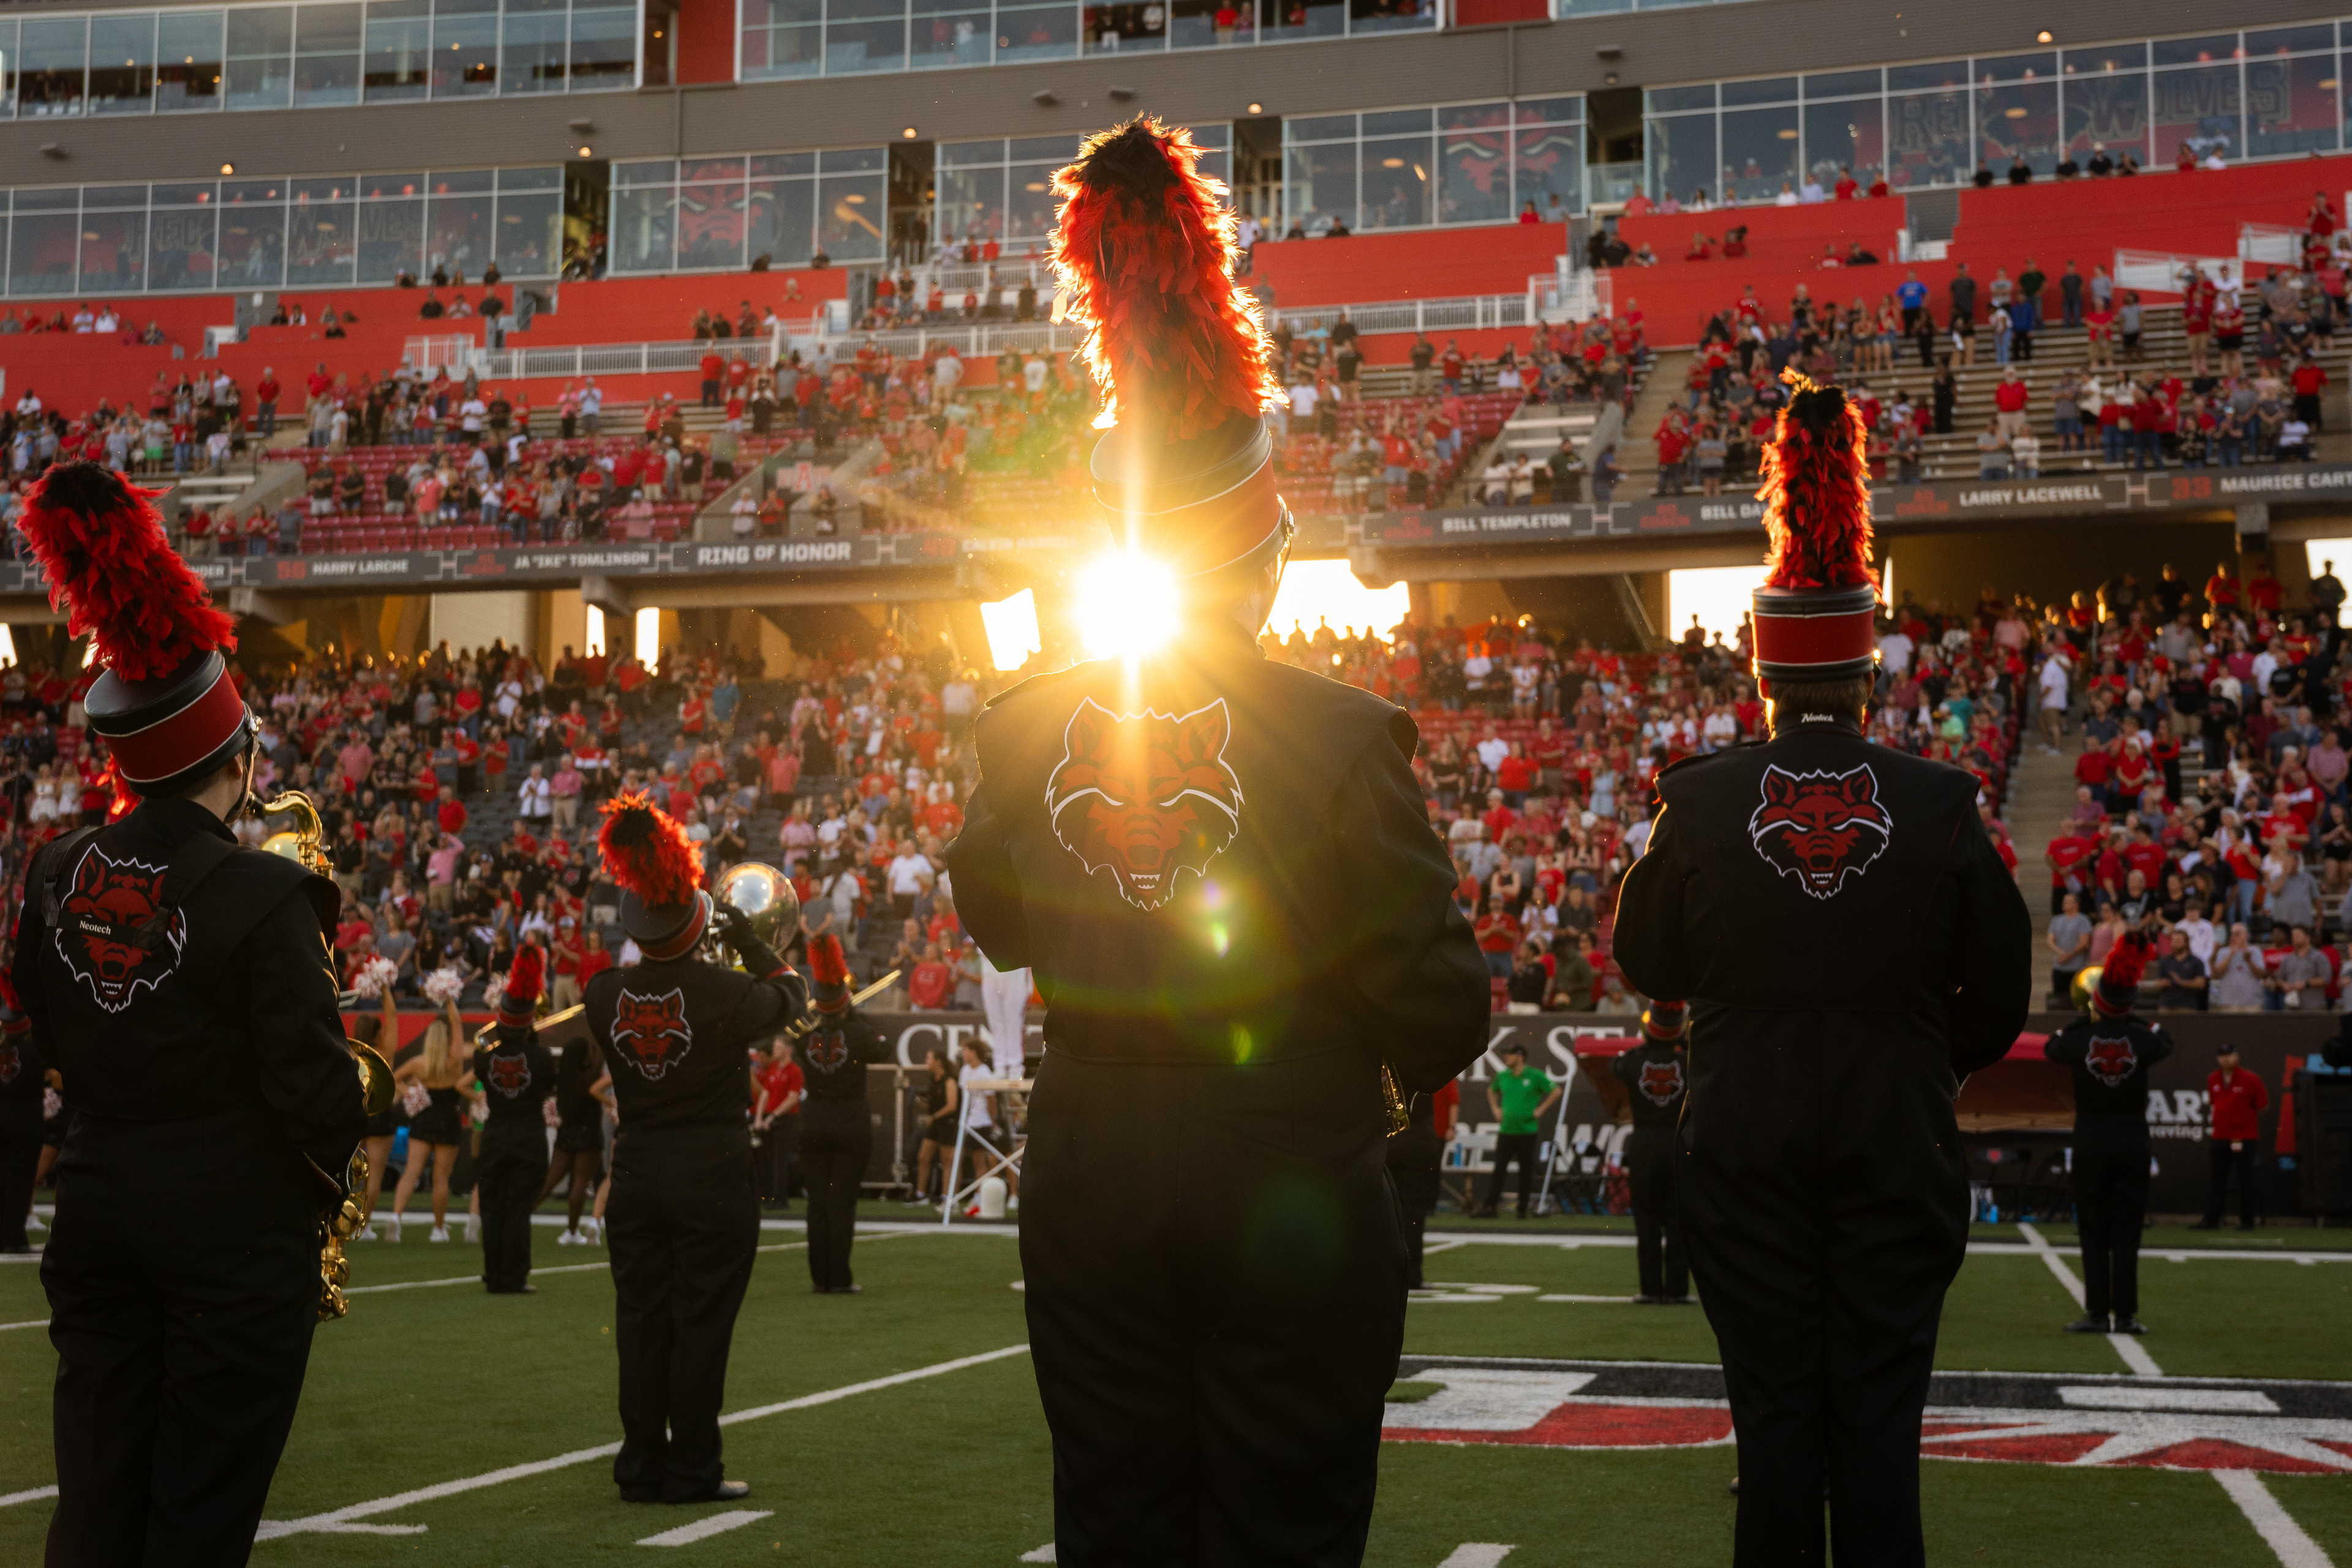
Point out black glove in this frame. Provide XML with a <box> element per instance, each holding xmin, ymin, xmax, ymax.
<box><xmin>718</xmin><ymin>903</ymin><xmax>785</xmax><ymax>978</ymax></box>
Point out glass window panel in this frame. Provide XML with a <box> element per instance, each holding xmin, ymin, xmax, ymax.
<box><xmin>611</xmin><ymin>182</ymin><xmax>676</xmax><ymax>272</ymax></box>
<box><xmin>1360</xmin><ymin>107</ymin><xmax>1430</xmax><ymax>135</ymax></box>
<box><xmin>1438</xmin><ymin>105</ymin><xmax>1510</xmax><ymax>223</ymax></box>
<box><xmin>937</xmin><ymin>140</ymin><xmax>1003</xmax><ymax>167</ymax></box>
<box><xmin>1266</xmin><ymin>0</ymin><xmax>1341</xmax><ymax>43</ymax></box>
<box><xmin>818</xmin><ymin>147</ymin><xmax>884</xmax><ymax>173</ymax></box>
<box><xmin>154</xmin><ymin>181</ymin><xmax>219</xmax><ymax>205</ymax></box>
<box><xmin>1005</xmin><ymin>165</ymin><xmax>1062</xmax><ymax>242</ymax></box>
<box><xmin>2063</xmin><ymin>69</ymin><xmax>2147</xmax><ymax>164</ymax></box>
<box><xmin>916</xmin><ymin>3</ymin><xmax>995</xmax><ymax>66</ymax></box>
<box><xmin>433</xmin><ymin>0</ymin><xmax>498</xmax><ymax>96</ymax></box>
<box><xmin>1719</xmin><ymin>104</ymin><xmax>1800</xmax><ymax>202</ymax></box>
<box><xmin>84</xmin><ymin>184</ymin><xmax>148</xmax><ymax>208</ymax></box>
<box><xmin>1977</xmin><ymin>78</ymin><xmax>2059</xmax><ymax>176</ymax></box>
<box><xmin>677</xmin><ymin>180</ymin><xmax>747</xmax><ymax>268</ymax></box>
<box><xmin>500</xmin><ymin>0</ymin><xmax>567</xmax><ymax>92</ymax></box>
<box><xmin>1887</xmin><ymin>81</ymin><xmax>1971</xmax><ymax>189</ymax></box>
<box><xmin>1440</xmin><ymin>100</ymin><xmax>1507</xmax><ymax>132</ymax></box>
<box><xmin>1289</xmin><ymin>114</ymin><xmax>1354</xmax><ymax>142</ymax></box>
<box><xmin>747</xmin><ymin>176</ymin><xmax>815</xmax><ymax>263</ymax></box>
<box><xmin>287</xmin><ymin>195</ymin><xmax>356</xmax><ymax>286</ymax></box>
<box><xmin>741</xmin><ymin>3</ymin><xmax>823</xmax><ymax>80</ymax></box>
<box><xmin>1974</xmin><ymin>51</ymin><xmax>2054</xmax><ymax>85</ymax></box>
<box><xmin>2154</xmin><ymin>64</ymin><xmax>2241</xmax><ymax>163</ymax></box>
<box><xmin>1010</xmin><ymin>134</ymin><xmax>1080</xmax><ymax>160</ymax></box>
<box><xmin>295</xmin><ymin>2</ymin><xmax>364</xmax><ymax>106</ymax></box>
<box><xmin>1195</xmin><ymin>141</ymin><xmax>1229</xmax><ymax>191</ymax></box>
<box><xmin>2152</xmin><ymin>35</ymin><xmax>2237</xmax><ymax>69</ymax></box>
<box><xmin>356</xmin><ymin>195</ymin><xmax>423</xmax><ymax>282</ymax></box>
<box><xmin>1510</xmin><ymin>96</ymin><xmax>1580</xmax><ymax>125</ymax></box>
<box><xmin>88</xmin><ymin>13</ymin><xmax>156</xmax><ymax>116</ymax></box>
<box><xmin>0</xmin><ymin>21</ymin><xmax>17</xmax><ymax>119</ymax></box>
<box><xmin>1643</xmin><ymin>84</ymin><xmax>1714</xmax><ymax>115</ymax></box>
<box><xmin>10</xmin><ymin>213</ymin><xmax>81</xmax><ymax>295</ymax></box>
<box><xmin>1084</xmin><ymin>1</ymin><xmax>1164</xmax><ymax>56</ymax></box>
<box><xmin>2248</xmin><ymin>25</ymin><xmax>2333</xmax><ymax>57</ymax></box>
<box><xmin>826</xmin><ymin>0</ymin><xmax>904</xmax><ymax>72</ymax></box>
<box><xmin>750</xmin><ymin>152</ymin><xmax>815</xmax><ymax>178</ymax></box>
<box><xmin>1885</xmin><ymin>60</ymin><xmax>1964</xmax><ymax>94</ymax></box>
<box><xmin>500</xmin><ymin>165</ymin><xmax>559</xmax><ymax>189</ymax></box>
<box><xmin>495</xmin><ymin>189</ymin><xmax>559</xmax><ymax>273</ymax></box>
<box><xmin>149</xmin><ymin>202</ymin><xmax>218</xmax><ymax>290</ymax></box>
<box><xmin>429</xmin><ymin>168</ymin><xmax>496</xmax><ymax>194</ymax></box>
<box><xmin>216</xmin><ymin>202</ymin><xmax>285</xmax><ymax>287</ymax></box>
<box><xmin>1720</xmin><ymin>76</ymin><xmax>1796</xmax><ymax>108</ymax></box>
<box><xmin>2065</xmin><ymin>43</ymin><xmax>2146</xmax><ymax>74</ymax></box>
<box><xmin>223</xmin><ymin>177</ymin><xmax>288</xmax><ymax>202</ymax></box>
<box><xmin>226</xmin><ymin>55</ymin><xmax>293</xmax><ymax>109</ymax></box>
<box><xmin>1359</xmin><ymin>134</ymin><xmax>1431</xmax><ymax>228</ymax></box>
<box><xmin>614</xmin><ymin>159</ymin><xmax>677</xmax><ymax>186</ymax></box>
<box><xmin>21</xmin><ymin>17</ymin><xmax>90</xmax><ymax>119</ymax></box>
<box><xmin>225</xmin><ymin>6</ymin><xmax>293</xmax><ymax>110</ymax></box>
<box><xmin>1169</xmin><ymin>0</ymin><xmax>1251</xmax><ymax>51</ymax></box>
<box><xmin>13</xmin><ymin>188</ymin><xmax>79</xmax><ymax>211</ymax></box>
<box><xmin>937</xmin><ymin>164</ymin><xmax>1005</xmax><ymax>246</ymax></box>
<box><xmin>364</xmin><ymin>0</ymin><xmax>431</xmax><ymax>104</ymax></box>
<box><xmin>816</xmin><ymin>170</ymin><xmax>884</xmax><ymax>260</ymax></box>
<box><xmin>2245</xmin><ymin>53</ymin><xmax>2337</xmax><ymax>157</ymax></box>
<box><xmin>1644</xmin><ymin>111</ymin><xmax>1714</xmax><ymax>203</ymax></box>
<box><xmin>1553</xmin><ymin>0</ymin><xmax>1632</xmax><ymax>14</ymax></box>
<box><xmin>158</xmin><ymin>10</ymin><xmax>225</xmax><ymax>111</ymax></box>
<box><xmin>569</xmin><ymin>2</ymin><xmax>637</xmax><ymax>87</ymax></box>
<box><xmin>997</xmin><ymin>3</ymin><xmax>1075</xmax><ymax>59</ymax></box>
<box><xmin>426</xmin><ymin>190</ymin><xmax>494</xmax><ymax>277</ymax></box>
<box><xmin>1803</xmin><ymin>69</ymin><xmax>1879</xmax><ymax>98</ymax></box>
<box><xmin>1804</xmin><ymin>97</ymin><xmax>1885</xmax><ymax>189</ymax></box>
<box><xmin>1349</xmin><ymin>0</ymin><xmax>1433</xmax><ymax>37</ymax></box>
<box><xmin>78</xmin><ymin>209</ymin><xmax>145</xmax><ymax>292</ymax></box>
<box><xmin>680</xmin><ymin>156</ymin><xmax>744</xmax><ymax>183</ymax></box>
<box><xmin>1511</xmin><ymin>120</ymin><xmax>1578</xmax><ymax>218</ymax></box>
<box><xmin>1284</xmin><ymin>138</ymin><xmax>1354</xmax><ymax>234</ymax></box>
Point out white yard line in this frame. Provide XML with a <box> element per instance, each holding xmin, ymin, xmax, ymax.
<box><xmin>2215</xmin><ymin>1469</ymin><xmax>2337</xmax><ymax>1568</ymax></box>
<box><xmin>0</xmin><ymin>1485</ymin><xmax>58</xmax><ymax>1509</ymax></box>
<box><xmin>256</xmin><ymin>1343</ymin><xmax>1030</xmax><ymax>1539</ymax></box>
<box><xmin>1417</xmin><ymin>1229</ymin><xmax>2352</xmax><ymax>1263</ymax></box>
<box><xmin>2017</xmin><ymin>1223</ymin><xmax>2164</xmax><ymax>1378</ymax></box>
<box><xmin>342</xmin><ymin>1237</ymin><xmax>823</xmax><ymax>1299</ymax></box>
<box><xmin>1436</xmin><ymin>1548</ymin><xmax>1517</xmax><ymax>1568</ymax></box>
<box><xmin>0</xmin><ymin>1319</ymin><xmax>45</xmax><ymax>1333</ymax></box>
<box><xmin>636</xmin><ymin>1509</ymin><xmax>772</xmax><ymax>1547</ymax></box>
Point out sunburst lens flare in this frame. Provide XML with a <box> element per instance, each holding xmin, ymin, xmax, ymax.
<box><xmin>1077</xmin><ymin>551</ymin><xmax>1178</xmax><ymax>660</ymax></box>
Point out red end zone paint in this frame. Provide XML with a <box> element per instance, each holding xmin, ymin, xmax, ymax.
<box><xmin>1386</xmin><ymin>1404</ymin><xmax>1733</xmax><ymax>1450</ymax></box>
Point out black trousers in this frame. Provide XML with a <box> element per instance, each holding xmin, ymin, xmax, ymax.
<box><xmin>1626</xmin><ymin>1126</ymin><xmax>1687</xmax><ymax>1298</ymax></box>
<box><xmin>756</xmin><ymin>1115</ymin><xmax>799</xmax><ymax>1204</ymax></box>
<box><xmin>1021</xmin><ymin>1052</ymin><xmax>1404</xmax><ymax>1568</ymax></box>
<box><xmin>607</xmin><ymin>1125</ymin><xmax>759</xmax><ymax>1501</ymax></box>
<box><xmin>478</xmin><ymin>1129</ymin><xmax>547</xmax><ymax>1292</ymax></box>
<box><xmin>1481</xmin><ymin>1131</ymin><xmax>1542</xmax><ymax>1216</ymax></box>
<box><xmin>2204</xmin><ymin>1139</ymin><xmax>2261</xmax><ymax>1226</ymax></box>
<box><xmin>0</xmin><ymin>1099</ymin><xmax>40</xmax><ymax>1251</ymax></box>
<box><xmin>799</xmin><ymin>1098</ymin><xmax>869</xmax><ymax>1291</ymax></box>
<box><xmin>1385</xmin><ymin>1123</ymin><xmax>1442</xmax><ymax>1291</ymax></box>
<box><xmin>1679</xmin><ymin>1026</ymin><xmax>1966</xmax><ymax>1568</ymax></box>
<box><xmin>2071</xmin><ymin>1129</ymin><xmax>2150</xmax><ymax>1320</ymax></box>
<box><xmin>43</xmin><ymin>1110</ymin><xmax>323</xmax><ymax>1568</ymax></box>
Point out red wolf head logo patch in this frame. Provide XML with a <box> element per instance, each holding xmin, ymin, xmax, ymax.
<box><xmin>55</xmin><ymin>846</ymin><xmax>186</xmax><ymax>1014</ymax></box>
<box><xmin>1045</xmin><ymin>697</ymin><xmax>1243</xmax><ymax>911</ymax></box>
<box><xmin>805</xmin><ymin>1024</ymin><xmax>850</xmax><ymax>1074</ymax></box>
<box><xmin>2086</xmin><ymin>1035</ymin><xmax>2138</xmax><ymax>1088</ymax></box>
<box><xmin>1747</xmin><ymin>764</ymin><xmax>1894</xmax><ymax>900</ymax></box>
<box><xmin>610</xmin><ymin>987</ymin><xmax>692</xmax><ymax>1082</ymax></box>
<box><xmin>487</xmin><ymin>1052</ymin><xmax>532</xmax><ymax>1097</ymax></box>
<box><xmin>1638</xmin><ymin>1058</ymin><xmax>1685</xmax><ymax>1107</ymax></box>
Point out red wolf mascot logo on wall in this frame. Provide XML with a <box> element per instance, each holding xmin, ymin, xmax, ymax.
<box><xmin>2086</xmin><ymin>1035</ymin><xmax>2139</xmax><ymax>1088</ymax></box>
<box><xmin>488</xmin><ymin>1052</ymin><xmax>532</xmax><ymax>1097</ymax></box>
<box><xmin>55</xmin><ymin>847</ymin><xmax>186</xmax><ymax>1014</ymax></box>
<box><xmin>611</xmin><ymin>987</ymin><xmax>692</xmax><ymax>1082</ymax></box>
<box><xmin>1638</xmin><ymin>1058</ymin><xmax>1684</xmax><ymax>1107</ymax></box>
<box><xmin>1747</xmin><ymin>764</ymin><xmax>1894</xmax><ymax>900</ymax></box>
<box><xmin>1045</xmin><ymin>697</ymin><xmax>1244</xmax><ymax>912</ymax></box>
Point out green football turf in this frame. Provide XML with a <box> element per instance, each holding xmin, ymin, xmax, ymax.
<box><xmin>1</xmin><ymin>1214</ymin><xmax>2346</xmax><ymax>1566</ymax></box>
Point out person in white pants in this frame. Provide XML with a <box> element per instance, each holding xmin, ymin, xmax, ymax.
<box><xmin>980</xmin><ymin>953</ymin><xmax>1031</xmax><ymax>1077</ymax></box>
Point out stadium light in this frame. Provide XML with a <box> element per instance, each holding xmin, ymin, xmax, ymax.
<box><xmin>1076</xmin><ymin>552</ymin><xmax>1177</xmax><ymax>661</ymax></box>
<box><xmin>979</xmin><ymin>589</ymin><xmax>1044</xmax><ymax>673</ymax></box>
<box><xmin>634</xmin><ymin>606</ymin><xmax>660</xmax><ymax>666</ymax></box>
<box><xmin>1265</xmin><ymin>559</ymin><xmax>1409</xmax><ymax>646</ymax></box>
<box><xmin>584</xmin><ymin>605</ymin><xmax>606</xmax><ymax>657</ymax></box>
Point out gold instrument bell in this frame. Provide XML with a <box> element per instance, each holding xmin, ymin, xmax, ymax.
<box><xmin>2070</xmin><ymin>964</ymin><xmax>2102</xmax><ymax>1016</ymax></box>
<box><xmin>254</xmin><ymin>788</ymin><xmax>391</xmax><ymax>1320</ymax></box>
<box><xmin>698</xmin><ymin>861</ymin><xmax>801</xmax><ymax>968</ymax></box>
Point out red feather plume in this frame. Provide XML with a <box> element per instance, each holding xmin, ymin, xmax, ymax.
<box><xmin>18</xmin><ymin>462</ymin><xmax>237</xmax><ymax>682</ymax></box>
<box><xmin>1049</xmin><ymin>118</ymin><xmax>1283</xmax><ymax>440</ymax></box>
<box><xmin>0</xmin><ymin>972</ymin><xmax>28</xmax><ymax>1031</ymax></box>
<box><xmin>2095</xmin><ymin>931</ymin><xmax>2152</xmax><ymax>1011</ymax></box>
<box><xmin>807</xmin><ymin>932</ymin><xmax>851</xmax><ymax>989</ymax></box>
<box><xmin>597</xmin><ymin>792</ymin><xmax>704</xmax><ymax>907</ymax></box>
<box><xmin>506</xmin><ymin>943</ymin><xmax>545</xmax><ymax>1003</ymax></box>
<box><xmin>1757</xmin><ymin>369</ymin><xmax>1879</xmax><ymax>592</ymax></box>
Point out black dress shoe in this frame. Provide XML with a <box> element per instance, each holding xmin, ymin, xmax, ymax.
<box><xmin>666</xmin><ymin>1480</ymin><xmax>751</xmax><ymax>1504</ymax></box>
<box><xmin>1632</xmin><ymin>1294</ymin><xmax>1667</xmax><ymax>1305</ymax></box>
<box><xmin>828</xmin><ymin>1284</ymin><xmax>863</xmax><ymax>1295</ymax></box>
<box><xmin>2114</xmin><ymin>1316</ymin><xmax>2149</xmax><ymax>1335</ymax></box>
<box><xmin>2064</xmin><ymin>1313</ymin><xmax>2111</xmax><ymax>1333</ymax></box>
<box><xmin>1664</xmin><ymin>1294</ymin><xmax>1697</xmax><ymax>1305</ymax></box>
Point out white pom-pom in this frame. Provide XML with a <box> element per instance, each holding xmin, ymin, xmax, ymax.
<box><xmin>401</xmin><ymin>1081</ymin><xmax>430</xmax><ymax>1117</ymax></box>
<box><xmin>351</xmin><ymin>956</ymin><xmax>399</xmax><ymax>998</ymax></box>
<box><xmin>482</xmin><ymin>974</ymin><xmax>506</xmax><ymax>1017</ymax></box>
<box><xmin>43</xmin><ymin>1088</ymin><xmax>64</xmax><ymax>1120</ymax></box>
<box><xmin>422</xmin><ymin>967</ymin><xmax>466</xmax><ymax>1006</ymax></box>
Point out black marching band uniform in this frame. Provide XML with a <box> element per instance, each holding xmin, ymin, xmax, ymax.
<box><xmin>1610</xmin><ymin>1000</ymin><xmax>1692</xmax><ymax>1304</ymax></box>
<box><xmin>796</xmin><ymin>933</ymin><xmax>888</xmax><ymax>1294</ymax></box>
<box><xmin>0</xmin><ymin>979</ymin><xmax>45</xmax><ymax>1253</ymax></box>
<box><xmin>584</xmin><ymin>794</ymin><xmax>805</xmax><ymax>1504</ymax></box>
<box><xmin>1384</xmin><ymin>1076</ymin><xmax>1446</xmax><ymax>1292</ymax></box>
<box><xmin>1614</xmin><ymin>376</ymin><xmax>2031</xmax><ymax>1568</ymax></box>
<box><xmin>946</xmin><ymin>120</ymin><xmax>1490</xmax><ymax>1568</ymax></box>
<box><xmin>2043</xmin><ymin>936</ymin><xmax>2170</xmax><ymax>1335</ymax></box>
<box><xmin>474</xmin><ymin>945</ymin><xmax>555</xmax><ymax>1294</ymax></box>
<box><xmin>10</xmin><ymin>464</ymin><xmax>366</xmax><ymax>1566</ymax></box>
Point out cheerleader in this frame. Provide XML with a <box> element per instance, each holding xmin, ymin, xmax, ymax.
<box><xmin>906</xmin><ymin>1046</ymin><xmax>958</xmax><ymax>1205</ymax></box>
<box><xmin>347</xmin><ymin>987</ymin><xmax>401</xmax><ymax>1240</ymax></box>
<box><xmin>387</xmin><ymin>998</ymin><xmax>477</xmax><ymax>1241</ymax></box>
<box><xmin>539</xmin><ymin>1023</ymin><xmax>613</xmax><ymax>1245</ymax></box>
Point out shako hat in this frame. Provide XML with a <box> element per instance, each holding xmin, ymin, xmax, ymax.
<box><xmin>498</xmin><ymin>943</ymin><xmax>545</xmax><ymax>1030</ymax></box>
<box><xmin>1643</xmin><ymin>998</ymin><xmax>1689</xmax><ymax>1041</ymax></box>
<box><xmin>1751</xmin><ymin>369</ymin><xmax>1880</xmax><ymax>684</ymax></box>
<box><xmin>807</xmin><ymin>932</ymin><xmax>853</xmax><ymax>1013</ymax></box>
<box><xmin>597</xmin><ymin>792</ymin><xmax>709</xmax><ymax>961</ymax></box>
<box><xmin>2090</xmin><ymin>931</ymin><xmax>2151</xmax><ymax>1018</ymax></box>
<box><xmin>1050</xmin><ymin>118</ymin><xmax>1289</xmax><ymax>579</ymax></box>
<box><xmin>20</xmin><ymin>462</ymin><xmax>252</xmax><ymax>796</ymax></box>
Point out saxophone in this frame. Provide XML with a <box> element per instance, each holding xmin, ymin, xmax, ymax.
<box><xmin>258</xmin><ymin>790</ymin><xmax>394</xmax><ymax>1321</ymax></box>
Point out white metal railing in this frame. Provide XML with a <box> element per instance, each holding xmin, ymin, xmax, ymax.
<box><xmin>2239</xmin><ymin>223</ymin><xmax>2302</xmax><ymax>266</ymax></box>
<box><xmin>2114</xmin><ymin>249</ymin><xmax>2237</xmax><ymax>294</ymax></box>
<box><xmin>403</xmin><ymin>334</ymin><xmax>476</xmax><ymax>372</ymax></box>
<box><xmin>1529</xmin><ymin>268</ymin><xmax>1608</xmax><ymax>325</ymax></box>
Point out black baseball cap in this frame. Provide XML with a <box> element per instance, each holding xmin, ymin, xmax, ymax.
<box><xmin>1501</xmin><ymin>1041</ymin><xmax>1528</xmax><ymax>1058</ymax></box>
<box><xmin>2216</xmin><ymin>1042</ymin><xmax>2240</xmax><ymax>1057</ymax></box>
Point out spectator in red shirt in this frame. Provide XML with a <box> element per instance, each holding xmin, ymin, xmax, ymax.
<box><xmin>908</xmin><ymin>942</ymin><xmax>953</xmax><ymax>1010</ymax></box>
<box><xmin>435</xmin><ymin>786</ymin><xmax>467</xmax><ymax>836</ymax></box>
<box><xmin>2195</xmin><ymin>1044</ymin><xmax>2269</xmax><ymax>1230</ymax></box>
<box><xmin>698</xmin><ymin>350</ymin><xmax>725</xmax><ymax>409</ymax></box>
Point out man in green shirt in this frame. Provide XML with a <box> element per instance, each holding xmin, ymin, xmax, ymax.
<box><xmin>1476</xmin><ymin>1042</ymin><xmax>1561</xmax><ymax>1219</ymax></box>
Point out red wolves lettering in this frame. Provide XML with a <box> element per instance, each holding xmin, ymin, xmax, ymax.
<box><xmin>1746</xmin><ymin>764</ymin><xmax>1894</xmax><ymax>900</ymax></box>
<box><xmin>2084</xmin><ymin>1035</ymin><xmax>2138</xmax><ymax>1088</ymax></box>
<box><xmin>55</xmin><ymin>847</ymin><xmax>186</xmax><ymax>1014</ymax></box>
<box><xmin>611</xmin><ymin>987</ymin><xmax>693</xmax><ymax>1081</ymax></box>
<box><xmin>1638</xmin><ymin>1058</ymin><xmax>1684</xmax><ymax>1107</ymax></box>
<box><xmin>1044</xmin><ymin>696</ymin><xmax>1243</xmax><ymax>911</ymax></box>
<box><xmin>487</xmin><ymin>1052</ymin><xmax>532</xmax><ymax>1097</ymax></box>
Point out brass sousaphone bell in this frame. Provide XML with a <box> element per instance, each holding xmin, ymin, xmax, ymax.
<box><xmin>698</xmin><ymin>861</ymin><xmax>801</xmax><ymax>968</ymax></box>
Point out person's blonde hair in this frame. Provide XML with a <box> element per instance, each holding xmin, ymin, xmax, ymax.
<box><xmin>421</xmin><ymin>1018</ymin><xmax>458</xmax><ymax>1079</ymax></box>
